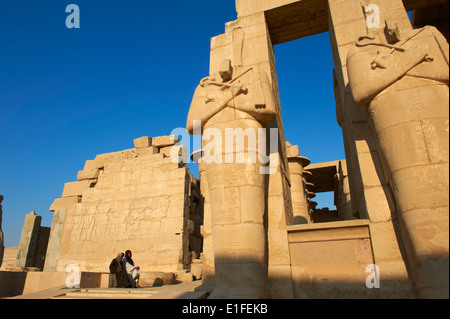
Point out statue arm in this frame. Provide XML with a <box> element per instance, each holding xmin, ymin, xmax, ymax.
<box><xmin>347</xmin><ymin>47</ymin><xmax>429</xmax><ymax>106</ymax></box>
<box><xmin>429</xmin><ymin>26</ymin><xmax>449</xmax><ymax>66</ymax></box>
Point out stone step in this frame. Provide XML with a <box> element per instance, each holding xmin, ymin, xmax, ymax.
<box><xmin>52</xmin><ymin>288</ymin><xmax>159</xmax><ymax>299</ymax></box>
<box><xmin>15</xmin><ymin>280</ymin><xmax>212</xmax><ymax>299</ymax></box>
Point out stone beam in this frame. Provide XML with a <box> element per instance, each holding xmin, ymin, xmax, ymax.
<box><xmin>236</xmin><ymin>0</ymin><xmax>303</xmax><ymax>17</ymax></box>
<box><xmin>305</xmin><ymin>161</ymin><xmax>339</xmax><ymax>193</ymax></box>
<box><xmin>237</xmin><ymin>0</ymin><xmax>449</xmax><ymax>45</ymax></box>
<box><xmin>264</xmin><ymin>0</ymin><xmax>328</xmax><ymax>44</ymax></box>
<box><xmin>402</xmin><ymin>0</ymin><xmax>448</xmax><ymax>11</ymax></box>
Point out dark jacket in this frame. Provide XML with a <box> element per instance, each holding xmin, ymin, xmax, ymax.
<box><xmin>110</xmin><ymin>253</ymin><xmax>131</xmax><ymax>288</ymax></box>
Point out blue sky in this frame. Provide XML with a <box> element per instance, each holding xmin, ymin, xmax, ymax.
<box><xmin>0</xmin><ymin>1</ymin><xmax>344</xmax><ymax>247</ymax></box>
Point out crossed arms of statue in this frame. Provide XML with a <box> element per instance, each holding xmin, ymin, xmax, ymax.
<box><xmin>347</xmin><ymin>26</ymin><xmax>449</xmax><ymax>106</ymax></box>
<box><xmin>186</xmin><ymin>78</ymin><xmax>247</xmax><ymax>134</ymax></box>
<box><xmin>186</xmin><ymin>61</ymin><xmax>276</xmax><ymax>134</ymax></box>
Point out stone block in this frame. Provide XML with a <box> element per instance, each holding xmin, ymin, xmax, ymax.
<box><xmin>136</xmin><ymin>146</ymin><xmax>159</xmax><ymax>157</ymax></box>
<box><xmin>0</xmin><ymin>271</ymin><xmax>28</xmax><ymax>297</ymax></box>
<box><xmin>152</xmin><ymin>135</ymin><xmax>179</xmax><ymax>148</ymax></box>
<box><xmin>160</xmin><ymin>217</ymin><xmax>184</xmax><ymax>234</ymax></box>
<box><xmin>43</xmin><ymin>209</ymin><xmax>66</xmax><ymax>272</ymax></box>
<box><xmin>15</xmin><ymin>211</ymin><xmax>42</xmax><ymax>268</ymax></box>
<box><xmin>267</xmin><ymin>265</ymin><xmax>294</xmax><ymax>299</ymax></box>
<box><xmin>360</xmin><ymin>185</ymin><xmax>393</xmax><ymax>223</ymax></box>
<box><xmin>77</xmin><ymin>168</ymin><xmax>100</xmax><ymax>181</ymax></box>
<box><xmin>176</xmin><ymin>270</ymin><xmax>193</xmax><ymax>282</ymax></box>
<box><xmin>241</xmin><ymin>35</ymin><xmax>271</xmax><ymax>66</ymax></box>
<box><xmin>49</xmin><ymin>196</ymin><xmax>79</xmax><ymax>211</ymax></box>
<box><xmin>133</xmin><ymin>136</ymin><xmax>152</xmax><ymax>148</ymax></box>
<box><xmin>139</xmin><ymin>272</ymin><xmax>176</xmax><ymax>286</ymax></box>
<box><xmin>191</xmin><ymin>259</ymin><xmax>202</xmax><ymax>280</ymax></box>
<box><xmin>62</xmin><ymin>180</ymin><xmax>94</xmax><ymax>198</ymax></box>
<box><xmin>286</xmin><ymin>144</ymin><xmax>300</xmax><ymax>158</ymax></box>
<box><xmin>159</xmin><ymin>145</ymin><xmax>175</xmax><ymax>157</ymax></box>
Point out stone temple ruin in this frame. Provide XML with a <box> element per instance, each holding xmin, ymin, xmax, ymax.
<box><xmin>0</xmin><ymin>0</ymin><xmax>448</xmax><ymax>299</ymax></box>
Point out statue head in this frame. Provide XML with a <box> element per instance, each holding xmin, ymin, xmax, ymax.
<box><xmin>219</xmin><ymin>59</ymin><xmax>232</xmax><ymax>82</ymax></box>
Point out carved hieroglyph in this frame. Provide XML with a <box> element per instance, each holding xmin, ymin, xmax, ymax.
<box><xmin>347</xmin><ymin>21</ymin><xmax>449</xmax><ymax>297</ymax></box>
<box><xmin>187</xmin><ymin>59</ymin><xmax>276</xmax><ymax>298</ymax></box>
<box><xmin>49</xmin><ymin>136</ymin><xmax>201</xmax><ymax>275</ymax></box>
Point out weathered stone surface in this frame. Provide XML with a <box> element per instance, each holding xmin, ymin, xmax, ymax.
<box><xmin>136</xmin><ymin>146</ymin><xmax>159</xmax><ymax>157</ymax></box>
<box><xmin>152</xmin><ymin>135</ymin><xmax>179</xmax><ymax>147</ymax></box>
<box><xmin>51</xmin><ymin>136</ymin><xmax>201</xmax><ymax>277</ymax></box>
<box><xmin>187</xmin><ymin>57</ymin><xmax>277</xmax><ymax>297</ymax></box>
<box><xmin>9</xmin><ymin>0</ymin><xmax>445</xmax><ymax>301</ymax></box>
<box><xmin>15</xmin><ymin>212</ymin><xmax>43</xmax><ymax>268</ymax></box>
<box><xmin>77</xmin><ymin>168</ymin><xmax>100</xmax><ymax>181</ymax></box>
<box><xmin>43</xmin><ymin>209</ymin><xmax>66</xmax><ymax>272</ymax></box>
<box><xmin>347</xmin><ymin>20</ymin><xmax>449</xmax><ymax>298</ymax></box>
<box><xmin>287</xmin><ymin>145</ymin><xmax>311</xmax><ymax>224</ymax></box>
<box><xmin>133</xmin><ymin>136</ymin><xmax>152</xmax><ymax>148</ymax></box>
<box><xmin>49</xmin><ymin>196</ymin><xmax>79</xmax><ymax>212</ymax></box>
<box><xmin>62</xmin><ymin>180</ymin><xmax>95</xmax><ymax>198</ymax></box>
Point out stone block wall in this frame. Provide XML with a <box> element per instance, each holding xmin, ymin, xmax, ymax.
<box><xmin>47</xmin><ymin>135</ymin><xmax>202</xmax><ymax>275</ymax></box>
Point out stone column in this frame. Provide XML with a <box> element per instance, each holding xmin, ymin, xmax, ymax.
<box><xmin>43</xmin><ymin>209</ymin><xmax>66</xmax><ymax>272</ymax></box>
<box><xmin>346</xmin><ymin>7</ymin><xmax>449</xmax><ymax>297</ymax></box>
<box><xmin>204</xmin><ymin>111</ymin><xmax>267</xmax><ymax>299</ymax></box>
<box><xmin>15</xmin><ymin>211</ymin><xmax>42</xmax><ymax>268</ymax></box>
<box><xmin>328</xmin><ymin>0</ymin><xmax>416</xmax><ymax>298</ymax></box>
<box><xmin>336</xmin><ymin>161</ymin><xmax>354</xmax><ymax>220</ymax></box>
<box><xmin>329</xmin><ymin>0</ymin><xmax>403</xmax><ymax>223</ymax></box>
<box><xmin>194</xmin><ymin>149</ymin><xmax>215</xmax><ymax>289</ymax></box>
<box><xmin>187</xmin><ymin>9</ymin><xmax>295</xmax><ymax>299</ymax></box>
<box><xmin>288</xmin><ymin>154</ymin><xmax>312</xmax><ymax>224</ymax></box>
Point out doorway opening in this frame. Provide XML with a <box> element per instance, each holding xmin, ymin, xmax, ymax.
<box><xmin>274</xmin><ymin>31</ymin><xmax>347</xmax><ymax>223</ymax></box>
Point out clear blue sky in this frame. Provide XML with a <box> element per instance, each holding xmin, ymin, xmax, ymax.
<box><xmin>0</xmin><ymin>1</ymin><xmax>344</xmax><ymax>247</ymax></box>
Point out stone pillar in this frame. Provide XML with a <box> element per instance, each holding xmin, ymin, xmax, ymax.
<box><xmin>187</xmin><ymin>9</ymin><xmax>294</xmax><ymax>299</ymax></box>
<box><xmin>347</xmin><ymin>23</ymin><xmax>449</xmax><ymax>297</ymax></box>
<box><xmin>195</xmin><ymin>150</ymin><xmax>215</xmax><ymax>289</ymax></box>
<box><xmin>287</xmin><ymin>152</ymin><xmax>312</xmax><ymax>224</ymax></box>
<box><xmin>328</xmin><ymin>0</ymin><xmax>418</xmax><ymax>298</ymax></box>
<box><xmin>15</xmin><ymin>211</ymin><xmax>42</xmax><ymax>268</ymax></box>
<box><xmin>328</xmin><ymin>0</ymin><xmax>404</xmax><ymax>222</ymax></box>
<box><xmin>304</xmin><ymin>180</ymin><xmax>316</xmax><ymax>217</ymax></box>
<box><xmin>337</xmin><ymin>161</ymin><xmax>354</xmax><ymax>220</ymax></box>
<box><xmin>328</xmin><ymin>0</ymin><xmax>416</xmax><ymax>298</ymax></box>
<box><xmin>341</xmin><ymin>0</ymin><xmax>448</xmax><ymax>298</ymax></box>
<box><xmin>43</xmin><ymin>209</ymin><xmax>66</xmax><ymax>272</ymax></box>
<box><xmin>0</xmin><ymin>195</ymin><xmax>4</xmax><ymax>268</ymax></box>
<box><xmin>204</xmin><ymin>113</ymin><xmax>267</xmax><ymax>298</ymax></box>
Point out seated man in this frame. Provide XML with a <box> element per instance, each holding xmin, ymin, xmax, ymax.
<box><xmin>110</xmin><ymin>252</ymin><xmax>131</xmax><ymax>288</ymax></box>
<box><xmin>122</xmin><ymin>250</ymin><xmax>141</xmax><ymax>288</ymax></box>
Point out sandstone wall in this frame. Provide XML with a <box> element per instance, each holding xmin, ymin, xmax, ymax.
<box><xmin>48</xmin><ymin>136</ymin><xmax>201</xmax><ymax>274</ymax></box>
